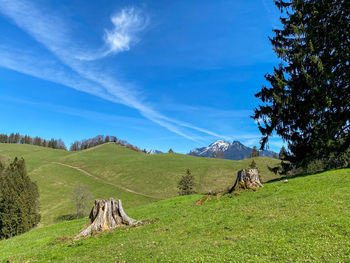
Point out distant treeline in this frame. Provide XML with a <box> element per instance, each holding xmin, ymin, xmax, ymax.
<box><xmin>0</xmin><ymin>133</ymin><xmax>67</xmax><ymax>150</ymax></box>
<box><xmin>0</xmin><ymin>133</ymin><xmax>144</xmax><ymax>153</ymax></box>
<box><xmin>69</xmin><ymin>135</ymin><xmax>144</xmax><ymax>153</ymax></box>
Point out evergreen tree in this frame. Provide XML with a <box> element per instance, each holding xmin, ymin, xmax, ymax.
<box><xmin>8</xmin><ymin>133</ymin><xmax>15</xmax><ymax>143</ymax></box>
<box><xmin>253</xmin><ymin>0</ymin><xmax>350</xmax><ymax>168</ymax></box>
<box><xmin>250</xmin><ymin>159</ymin><xmax>257</xmax><ymax>169</ymax></box>
<box><xmin>0</xmin><ymin>134</ymin><xmax>8</xmax><ymax>143</ymax></box>
<box><xmin>33</xmin><ymin>137</ymin><xmax>42</xmax><ymax>146</ymax></box>
<box><xmin>0</xmin><ymin>158</ymin><xmax>40</xmax><ymax>239</ymax></box>
<box><xmin>14</xmin><ymin>133</ymin><xmax>20</xmax><ymax>144</ymax></box>
<box><xmin>177</xmin><ymin>169</ymin><xmax>195</xmax><ymax>195</ymax></box>
<box><xmin>48</xmin><ymin>139</ymin><xmax>58</xmax><ymax>149</ymax></box>
<box><xmin>168</xmin><ymin>148</ymin><xmax>174</xmax><ymax>154</ymax></box>
<box><xmin>279</xmin><ymin>146</ymin><xmax>288</xmax><ymax>160</ymax></box>
<box><xmin>250</xmin><ymin>146</ymin><xmax>260</xmax><ymax>158</ymax></box>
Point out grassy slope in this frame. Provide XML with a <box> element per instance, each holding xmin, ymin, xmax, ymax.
<box><xmin>1</xmin><ymin>168</ymin><xmax>349</xmax><ymax>262</ymax></box>
<box><xmin>59</xmin><ymin>143</ymin><xmax>281</xmax><ymax>198</ymax></box>
<box><xmin>0</xmin><ymin>144</ymin><xmax>156</xmax><ymax>225</ymax></box>
<box><xmin>0</xmin><ymin>143</ymin><xmax>280</xmax><ymax>225</ymax></box>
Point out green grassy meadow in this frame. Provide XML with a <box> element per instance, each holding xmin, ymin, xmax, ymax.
<box><xmin>0</xmin><ymin>143</ymin><xmax>281</xmax><ymax>225</ymax></box>
<box><xmin>1</xmin><ymin>168</ymin><xmax>349</xmax><ymax>262</ymax></box>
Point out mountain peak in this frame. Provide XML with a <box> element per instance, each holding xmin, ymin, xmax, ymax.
<box><xmin>188</xmin><ymin>140</ymin><xmax>277</xmax><ymax>160</ymax></box>
<box><xmin>209</xmin><ymin>140</ymin><xmax>230</xmax><ymax>146</ymax></box>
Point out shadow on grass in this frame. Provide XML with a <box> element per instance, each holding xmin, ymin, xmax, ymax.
<box><xmin>55</xmin><ymin>214</ymin><xmax>76</xmax><ymax>222</ymax></box>
<box><xmin>265</xmin><ymin>169</ymin><xmax>337</xmax><ymax>184</ymax></box>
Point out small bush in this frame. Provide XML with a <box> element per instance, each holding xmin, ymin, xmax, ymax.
<box><xmin>177</xmin><ymin>169</ymin><xmax>196</xmax><ymax>195</ymax></box>
<box><xmin>72</xmin><ymin>184</ymin><xmax>93</xmax><ymax>219</ymax></box>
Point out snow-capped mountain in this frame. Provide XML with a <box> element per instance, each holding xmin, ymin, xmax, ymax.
<box><xmin>147</xmin><ymin>149</ymin><xmax>163</xmax><ymax>154</ymax></box>
<box><xmin>188</xmin><ymin>140</ymin><xmax>277</xmax><ymax>160</ymax></box>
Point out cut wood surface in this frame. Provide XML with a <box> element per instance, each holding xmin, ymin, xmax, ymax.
<box><xmin>75</xmin><ymin>198</ymin><xmax>139</xmax><ymax>240</ymax></box>
<box><xmin>230</xmin><ymin>168</ymin><xmax>263</xmax><ymax>192</ymax></box>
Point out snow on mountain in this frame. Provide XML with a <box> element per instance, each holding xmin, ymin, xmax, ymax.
<box><xmin>148</xmin><ymin>149</ymin><xmax>163</xmax><ymax>154</ymax></box>
<box><xmin>188</xmin><ymin>140</ymin><xmax>277</xmax><ymax>160</ymax></box>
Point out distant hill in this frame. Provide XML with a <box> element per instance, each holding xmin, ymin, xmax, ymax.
<box><xmin>0</xmin><ymin>143</ymin><xmax>281</xmax><ymax>225</ymax></box>
<box><xmin>188</xmin><ymin>140</ymin><xmax>277</xmax><ymax>160</ymax></box>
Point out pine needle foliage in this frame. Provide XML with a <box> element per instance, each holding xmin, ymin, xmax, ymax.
<box><xmin>0</xmin><ymin>158</ymin><xmax>40</xmax><ymax>239</ymax></box>
<box><xmin>177</xmin><ymin>169</ymin><xmax>196</xmax><ymax>195</ymax></box>
<box><xmin>250</xmin><ymin>160</ymin><xmax>257</xmax><ymax>169</ymax></box>
<box><xmin>253</xmin><ymin>0</ymin><xmax>350</xmax><ymax>169</ymax></box>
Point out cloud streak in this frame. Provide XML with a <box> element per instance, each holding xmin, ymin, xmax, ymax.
<box><xmin>78</xmin><ymin>7</ymin><xmax>149</xmax><ymax>61</ymax></box>
<box><xmin>0</xmin><ymin>0</ymin><xmax>227</xmax><ymax>142</ymax></box>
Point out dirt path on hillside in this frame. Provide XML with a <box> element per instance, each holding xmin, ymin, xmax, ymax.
<box><xmin>52</xmin><ymin>162</ymin><xmax>158</xmax><ymax>200</ymax></box>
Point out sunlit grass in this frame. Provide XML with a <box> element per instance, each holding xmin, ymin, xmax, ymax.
<box><xmin>1</xmin><ymin>168</ymin><xmax>349</xmax><ymax>262</ymax></box>
<box><xmin>0</xmin><ymin>143</ymin><xmax>281</xmax><ymax>225</ymax></box>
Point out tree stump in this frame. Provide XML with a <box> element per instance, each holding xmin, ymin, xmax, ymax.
<box><xmin>229</xmin><ymin>168</ymin><xmax>263</xmax><ymax>192</ymax></box>
<box><xmin>74</xmin><ymin>198</ymin><xmax>138</xmax><ymax>240</ymax></box>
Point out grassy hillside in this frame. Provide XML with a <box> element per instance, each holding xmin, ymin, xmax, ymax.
<box><xmin>0</xmin><ymin>143</ymin><xmax>281</xmax><ymax>225</ymax></box>
<box><xmin>59</xmin><ymin>143</ymin><xmax>281</xmax><ymax>198</ymax></box>
<box><xmin>1</xmin><ymin>168</ymin><xmax>349</xmax><ymax>262</ymax></box>
<box><xmin>0</xmin><ymin>144</ymin><xmax>157</xmax><ymax>226</ymax></box>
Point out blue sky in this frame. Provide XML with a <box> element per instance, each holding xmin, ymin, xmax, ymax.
<box><xmin>0</xmin><ymin>0</ymin><xmax>284</xmax><ymax>153</ymax></box>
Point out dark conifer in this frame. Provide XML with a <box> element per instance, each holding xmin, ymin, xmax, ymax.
<box><xmin>0</xmin><ymin>158</ymin><xmax>40</xmax><ymax>239</ymax></box>
<box><xmin>250</xmin><ymin>146</ymin><xmax>260</xmax><ymax>158</ymax></box>
<box><xmin>250</xmin><ymin>159</ymin><xmax>257</xmax><ymax>169</ymax></box>
<box><xmin>177</xmin><ymin>169</ymin><xmax>196</xmax><ymax>195</ymax></box>
<box><xmin>279</xmin><ymin>146</ymin><xmax>288</xmax><ymax>161</ymax></box>
<box><xmin>253</xmin><ymin>0</ymin><xmax>350</xmax><ymax>168</ymax></box>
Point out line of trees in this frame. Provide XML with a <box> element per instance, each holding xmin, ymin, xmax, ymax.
<box><xmin>0</xmin><ymin>133</ymin><xmax>67</xmax><ymax>150</ymax></box>
<box><xmin>0</xmin><ymin>133</ymin><xmax>145</xmax><ymax>153</ymax></box>
<box><xmin>69</xmin><ymin>135</ymin><xmax>145</xmax><ymax>153</ymax></box>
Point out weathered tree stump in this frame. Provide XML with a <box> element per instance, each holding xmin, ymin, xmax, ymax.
<box><xmin>229</xmin><ymin>168</ymin><xmax>263</xmax><ymax>192</ymax></box>
<box><xmin>75</xmin><ymin>198</ymin><xmax>138</xmax><ymax>240</ymax></box>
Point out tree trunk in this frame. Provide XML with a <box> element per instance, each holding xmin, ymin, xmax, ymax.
<box><xmin>75</xmin><ymin>198</ymin><xmax>138</xmax><ymax>240</ymax></box>
<box><xmin>229</xmin><ymin>168</ymin><xmax>263</xmax><ymax>192</ymax></box>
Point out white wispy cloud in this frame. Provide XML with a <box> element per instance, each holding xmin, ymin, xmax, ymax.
<box><xmin>77</xmin><ymin>7</ymin><xmax>149</xmax><ymax>61</ymax></box>
<box><xmin>0</xmin><ymin>46</ymin><xmax>113</xmax><ymax>101</ymax></box>
<box><xmin>0</xmin><ymin>95</ymin><xmax>151</xmax><ymax>131</ymax></box>
<box><xmin>0</xmin><ymin>0</ymin><xmax>225</xmax><ymax>142</ymax></box>
<box><xmin>105</xmin><ymin>7</ymin><xmax>148</xmax><ymax>54</ymax></box>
